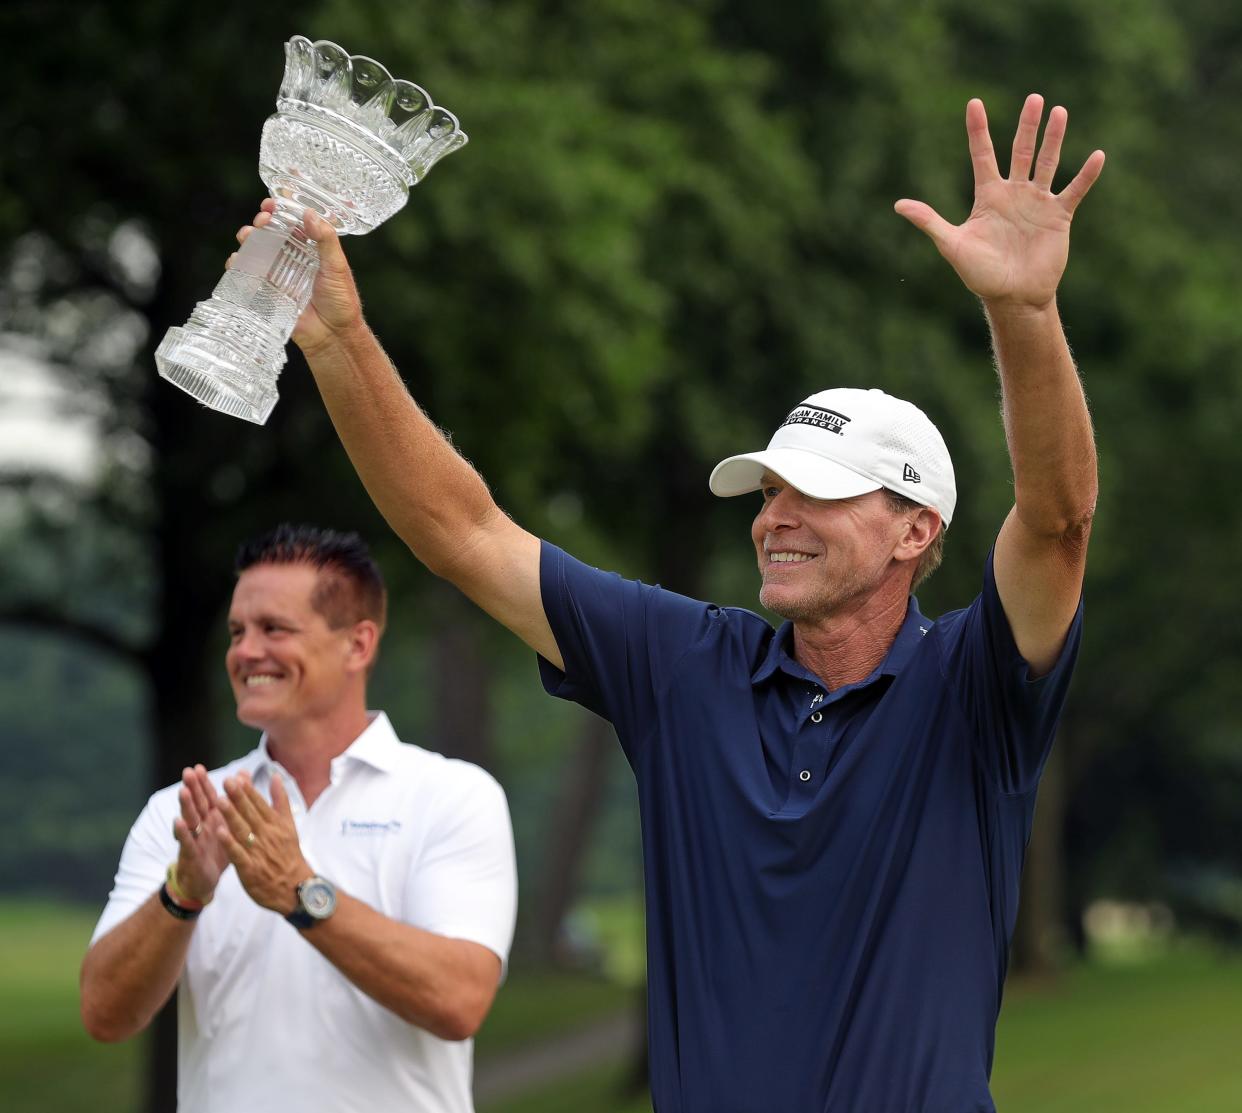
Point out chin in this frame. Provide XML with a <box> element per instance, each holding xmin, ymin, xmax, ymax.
<box><xmin>760</xmin><ymin>586</ymin><xmax>806</xmax><ymax>621</ymax></box>
<box><xmin>760</xmin><ymin>583</ymin><xmax>836</xmax><ymax>623</ymax></box>
<box><xmin>234</xmin><ymin>699</ymin><xmax>279</xmax><ymax>732</ymax></box>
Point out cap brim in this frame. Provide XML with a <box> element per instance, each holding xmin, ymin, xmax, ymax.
<box><xmin>709</xmin><ymin>447</ymin><xmax>883</xmax><ymax>500</ymax></box>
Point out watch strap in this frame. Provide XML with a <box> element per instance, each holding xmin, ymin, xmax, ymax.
<box><xmin>285</xmin><ymin>905</ymin><xmax>316</xmax><ymax>929</ymax></box>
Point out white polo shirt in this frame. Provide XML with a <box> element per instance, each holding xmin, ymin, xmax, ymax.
<box><xmin>91</xmin><ymin>712</ymin><xmax>518</xmax><ymax>1113</ymax></box>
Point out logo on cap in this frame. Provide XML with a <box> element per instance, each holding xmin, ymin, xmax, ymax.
<box><xmin>903</xmin><ymin>463</ymin><xmax>921</xmax><ymax>484</ymax></box>
<box><xmin>782</xmin><ymin>405</ymin><xmax>851</xmax><ymax>436</ymax></box>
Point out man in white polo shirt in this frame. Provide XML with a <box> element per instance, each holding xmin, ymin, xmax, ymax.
<box><xmin>80</xmin><ymin>524</ymin><xmax>518</xmax><ymax>1113</ymax></box>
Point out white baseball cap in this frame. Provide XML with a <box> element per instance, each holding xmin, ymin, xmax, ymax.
<box><xmin>708</xmin><ymin>387</ymin><xmax>957</xmax><ymax>526</ymax></box>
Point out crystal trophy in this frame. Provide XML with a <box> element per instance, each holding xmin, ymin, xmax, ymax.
<box><xmin>155</xmin><ymin>36</ymin><xmax>467</xmax><ymax>424</ymax></box>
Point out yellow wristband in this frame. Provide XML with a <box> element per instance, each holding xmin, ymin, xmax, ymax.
<box><xmin>166</xmin><ymin>863</ymin><xmax>210</xmax><ymax>909</ymax></box>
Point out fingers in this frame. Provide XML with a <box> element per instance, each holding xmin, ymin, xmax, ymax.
<box><xmin>177</xmin><ymin>765</ymin><xmax>217</xmax><ymax>837</ymax></box>
<box><xmin>1032</xmin><ymin>104</ymin><xmax>1067</xmax><ymax>190</ymax></box>
<box><xmin>235</xmin><ymin>210</ymin><xmax>272</xmax><ymax>246</ymax></box>
<box><xmin>893</xmin><ymin>199</ymin><xmax>956</xmax><ymax>249</ymax></box>
<box><xmin>214</xmin><ymin>804</ymin><xmax>257</xmax><ymax>875</ymax></box>
<box><xmin>230</xmin><ymin>203</ymin><xmax>275</xmax><ymax>271</ymax></box>
<box><xmin>240</xmin><ymin>774</ymin><xmax>277</xmax><ymax>822</ymax></box>
<box><xmin>214</xmin><ymin>818</ymin><xmax>246</xmax><ymax>868</ymax></box>
<box><xmin>303</xmin><ymin>209</ymin><xmax>344</xmax><ymax>266</ymax></box>
<box><xmin>998</xmin><ymin>94</ymin><xmax>1096</xmax><ymax>201</ymax></box>
<box><xmin>303</xmin><ymin>209</ymin><xmax>333</xmax><ymax>238</ymax></box>
<box><xmin>1008</xmin><ymin>93</ymin><xmax>1044</xmax><ymax>181</ymax></box>
<box><xmin>1059</xmin><ymin>149</ymin><xmax>1106</xmax><ymax>214</ymax></box>
<box><xmin>965</xmin><ymin>98</ymin><xmax>1000</xmax><ymax>188</ymax></box>
<box><xmin>178</xmin><ymin>782</ymin><xmax>202</xmax><ymax>833</ymax></box>
<box><xmin>186</xmin><ymin>765</ymin><xmax>217</xmax><ymax>818</ymax></box>
<box><xmin>270</xmin><ymin>773</ymin><xmax>294</xmax><ymax>819</ymax></box>
<box><xmin>172</xmin><ymin>815</ymin><xmax>199</xmax><ymax>850</ymax></box>
<box><xmin>222</xmin><ymin>772</ymin><xmax>270</xmax><ymax>832</ymax></box>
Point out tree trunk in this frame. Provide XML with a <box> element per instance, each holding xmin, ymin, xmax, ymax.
<box><xmin>531</xmin><ymin>714</ymin><xmax>615</xmax><ymax>964</ymax></box>
<box><xmin>146</xmin><ymin>998</ymin><xmax>179</xmax><ymax>1113</ymax></box>
<box><xmin>1010</xmin><ymin>733</ymin><xmax>1067</xmax><ymax>977</ymax></box>
<box><xmin>428</xmin><ymin>585</ymin><xmax>496</xmax><ymax>773</ymax></box>
<box><xmin>137</xmin><ymin>324</ymin><xmax>235</xmax><ymax>1112</ymax></box>
<box><xmin>138</xmin><ymin>655</ymin><xmax>221</xmax><ymax>1112</ymax></box>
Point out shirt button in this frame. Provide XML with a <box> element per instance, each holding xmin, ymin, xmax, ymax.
<box><xmin>810</xmin><ymin>711</ymin><xmax>823</xmax><ymax>723</ymax></box>
<box><xmin>799</xmin><ymin>770</ymin><xmax>811</xmax><ymax>782</ymax></box>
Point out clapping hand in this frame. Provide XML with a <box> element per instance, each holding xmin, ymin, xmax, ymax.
<box><xmin>171</xmin><ymin>765</ymin><xmax>231</xmax><ymax>904</ymax></box>
<box><xmin>215</xmin><ymin>771</ymin><xmax>313</xmax><ymax>917</ymax></box>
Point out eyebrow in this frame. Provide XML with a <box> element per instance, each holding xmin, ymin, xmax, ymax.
<box><xmin>227</xmin><ymin>611</ymin><xmax>299</xmax><ymax>628</ymax></box>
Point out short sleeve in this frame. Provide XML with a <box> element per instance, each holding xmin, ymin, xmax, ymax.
<box><xmin>933</xmin><ymin>548</ymin><xmax>1083</xmax><ymax>795</ymax></box>
<box><xmin>537</xmin><ymin>541</ymin><xmax>721</xmax><ymax>755</ymax></box>
<box><xmin>90</xmin><ymin>787</ymin><xmax>179</xmax><ymax>945</ymax></box>
<box><xmin>403</xmin><ymin>767</ymin><xmax>518</xmax><ymax>972</ymax></box>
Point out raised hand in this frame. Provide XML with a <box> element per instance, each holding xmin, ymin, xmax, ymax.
<box><xmin>171</xmin><ymin>765</ymin><xmax>231</xmax><ymax>904</ymax></box>
<box><xmin>215</xmin><ymin>771</ymin><xmax>314</xmax><ymax>916</ymax></box>
<box><xmin>894</xmin><ymin>94</ymin><xmax>1105</xmax><ymax>311</ymax></box>
<box><xmin>233</xmin><ymin>200</ymin><xmax>365</xmax><ymax>355</ymax></box>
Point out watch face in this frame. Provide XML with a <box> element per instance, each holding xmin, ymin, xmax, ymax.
<box><xmin>299</xmin><ymin>877</ymin><xmax>337</xmax><ymax>920</ymax></box>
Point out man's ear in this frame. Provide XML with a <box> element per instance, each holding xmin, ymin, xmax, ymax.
<box><xmin>895</xmin><ymin>506</ymin><xmax>941</xmax><ymax>565</ymax></box>
<box><xmin>345</xmin><ymin>620</ymin><xmax>380</xmax><ymax>673</ymax></box>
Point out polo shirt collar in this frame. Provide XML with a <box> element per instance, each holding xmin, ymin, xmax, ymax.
<box><xmin>751</xmin><ymin>595</ymin><xmax>932</xmax><ymax>688</ymax></box>
<box><xmin>253</xmin><ymin>711</ymin><xmax>402</xmax><ymax>777</ymax></box>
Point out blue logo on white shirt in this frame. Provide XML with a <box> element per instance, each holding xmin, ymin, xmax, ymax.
<box><xmin>339</xmin><ymin>819</ymin><xmax>402</xmax><ymax>837</ymax></box>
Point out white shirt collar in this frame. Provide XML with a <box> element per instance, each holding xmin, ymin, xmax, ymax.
<box><xmin>253</xmin><ymin>711</ymin><xmax>402</xmax><ymax>778</ymax></box>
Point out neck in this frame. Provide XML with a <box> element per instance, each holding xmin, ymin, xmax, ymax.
<box><xmin>792</xmin><ymin>584</ymin><xmax>911</xmax><ymax>692</ymax></box>
<box><xmin>263</xmin><ymin>703</ymin><xmax>371</xmax><ymax>808</ymax></box>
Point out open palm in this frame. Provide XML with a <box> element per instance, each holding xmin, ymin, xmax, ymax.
<box><xmin>896</xmin><ymin>95</ymin><xmax>1105</xmax><ymax>309</ymax></box>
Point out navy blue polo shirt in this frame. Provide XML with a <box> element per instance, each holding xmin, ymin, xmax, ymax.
<box><xmin>538</xmin><ymin>541</ymin><xmax>1082</xmax><ymax>1113</ymax></box>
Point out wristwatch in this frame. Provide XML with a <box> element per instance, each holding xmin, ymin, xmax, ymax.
<box><xmin>285</xmin><ymin>875</ymin><xmax>338</xmax><ymax>929</ymax></box>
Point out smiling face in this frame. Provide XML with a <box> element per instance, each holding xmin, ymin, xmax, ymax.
<box><xmin>226</xmin><ymin>563</ymin><xmax>368</xmax><ymax>733</ymax></box>
<box><xmin>751</xmin><ymin>475</ymin><xmax>921</xmax><ymax>623</ymax></box>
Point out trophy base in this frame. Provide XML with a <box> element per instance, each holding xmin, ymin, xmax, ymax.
<box><xmin>156</xmin><ymin>327</ymin><xmax>281</xmax><ymax>426</ymax></box>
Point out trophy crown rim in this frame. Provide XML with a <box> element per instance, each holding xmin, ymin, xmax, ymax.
<box><xmin>281</xmin><ymin>35</ymin><xmax>468</xmax><ymax>176</ymax></box>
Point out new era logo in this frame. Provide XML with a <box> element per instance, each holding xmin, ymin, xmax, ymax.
<box><xmin>903</xmin><ymin>463</ymin><xmax>921</xmax><ymax>484</ymax></box>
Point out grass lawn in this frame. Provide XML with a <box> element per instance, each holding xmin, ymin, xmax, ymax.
<box><xmin>991</xmin><ymin>949</ymin><xmax>1242</xmax><ymax>1112</ymax></box>
<box><xmin>5</xmin><ymin>897</ymin><xmax>1240</xmax><ymax>1113</ymax></box>
<box><xmin>481</xmin><ymin>945</ymin><xmax>1242</xmax><ymax>1113</ymax></box>
<box><xmin>0</xmin><ymin>898</ymin><xmax>632</xmax><ymax>1112</ymax></box>
<box><xmin>476</xmin><ymin>962</ymin><xmax>635</xmax><ymax>1058</ymax></box>
<box><xmin>0</xmin><ymin>900</ymin><xmax>144</xmax><ymax>1113</ymax></box>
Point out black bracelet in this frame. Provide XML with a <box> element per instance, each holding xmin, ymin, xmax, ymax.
<box><xmin>159</xmin><ymin>882</ymin><xmax>201</xmax><ymax>921</ymax></box>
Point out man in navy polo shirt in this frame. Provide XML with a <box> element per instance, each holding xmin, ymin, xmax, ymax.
<box><xmin>238</xmin><ymin>92</ymin><xmax>1103</xmax><ymax>1110</ymax></box>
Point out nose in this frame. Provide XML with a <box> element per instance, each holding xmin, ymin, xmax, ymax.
<box><xmin>230</xmin><ymin>627</ymin><xmax>264</xmax><ymax>662</ymax></box>
<box><xmin>756</xmin><ymin>485</ymin><xmax>803</xmax><ymax>533</ymax></box>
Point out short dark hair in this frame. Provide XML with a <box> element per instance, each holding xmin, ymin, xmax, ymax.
<box><xmin>234</xmin><ymin>524</ymin><xmax>387</xmax><ymax>633</ymax></box>
<box><xmin>881</xmin><ymin>490</ymin><xmax>945</xmax><ymax>592</ymax></box>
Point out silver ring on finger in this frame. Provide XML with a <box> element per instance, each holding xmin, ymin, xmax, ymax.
<box><xmin>192</xmin><ymin>824</ymin><xmax>203</xmax><ymax>839</ymax></box>
<box><xmin>245</xmin><ymin>831</ymin><xmax>257</xmax><ymax>847</ymax></box>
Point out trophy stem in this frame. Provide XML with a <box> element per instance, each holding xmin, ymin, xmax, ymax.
<box><xmin>155</xmin><ymin>201</ymin><xmax>322</xmax><ymax>425</ymax></box>
<box><xmin>156</xmin><ymin>36</ymin><xmax>467</xmax><ymax>424</ymax></box>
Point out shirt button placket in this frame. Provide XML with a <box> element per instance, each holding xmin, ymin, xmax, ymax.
<box><xmin>796</xmin><ymin>693</ymin><xmax>825</xmax><ymax>791</ymax></box>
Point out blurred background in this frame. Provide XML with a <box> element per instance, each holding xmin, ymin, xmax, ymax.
<box><xmin>3</xmin><ymin>0</ymin><xmax>1241</xmax><ymax>1110</ymax></box>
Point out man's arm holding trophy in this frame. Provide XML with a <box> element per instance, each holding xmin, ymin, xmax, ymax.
<box><xmin>235</xmin><ymin>202</ymin><xmax>564</xmax><ymax>670</ymax></box>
